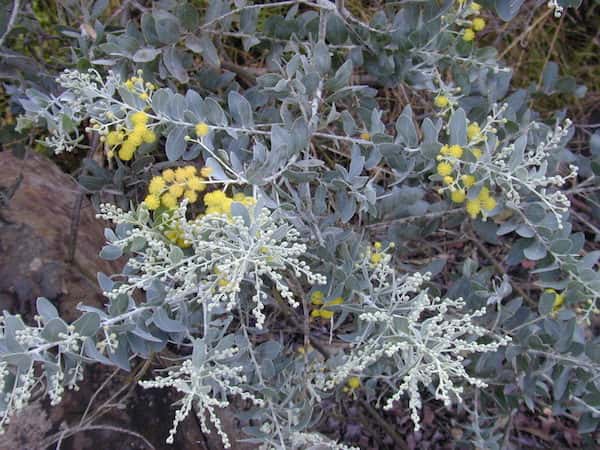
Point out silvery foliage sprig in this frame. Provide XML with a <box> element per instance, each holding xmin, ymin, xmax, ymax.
<box><xmin>317</xmin><ymin>259</ymin><xmax>510</xmax><ymax>431</ymax></box>
<box><xmin>0</xmin><ymin>299</ymin><xmax>94</xmax><ymax>432</ymax></box>
<box><xmin>16</xmin><ymin>69</ymin><xmax>122</xmax><ymax>153</ymax></box>
<box><xmin>97</xmin><ymin>201</ymin><xmax>326</xmax><ymax>329</ymax></box>
<box><xmin>441</xmin><ymin>103</ymin><xmax>577</xmax><ymax>227</ymax></box>
<box><xmin>139</xmin><ymin>339</ymin><xmax>264</xmax><ymax>447</ymax></box>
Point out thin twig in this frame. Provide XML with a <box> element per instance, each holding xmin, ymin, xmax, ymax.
<box><xmin>0</xmin><ymin>0</ymin><xmax>20</xmax><ymax>49</ymax></box>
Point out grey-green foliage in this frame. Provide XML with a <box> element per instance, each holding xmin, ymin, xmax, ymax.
<box><xmin>2</xmin><ymin>0</ymin><xmax>599</xmax><ymax>448</ymax></box>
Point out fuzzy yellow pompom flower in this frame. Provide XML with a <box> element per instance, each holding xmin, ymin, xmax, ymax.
<box><xmin>142</xmin><ymin>129</ymin><xmax>156</xmax><ymax>144</ymax></box>
<box><xmin>200</xmin><ymin>166</ymin><xmax>213</xmax><ymax>178</ymax></box>
<box><xmin>131</xmin><ymin>111</ymin><xmax>149</xmax><ymax>126</ymax></box>
<box><xmin>128</xmin><ymin>129</ymin><xmax>144</xmax><ymax>146</ymax></box>
<box><xmin>443</xmin><ymin>176</ymin><xmax>454</xmax><ymax>185</ymax></box>
<box><xmin>186</xmin><ymin>176</ymin><xmax>205</xmax><ymax>191</ymax></box>
<box><xmin>374</xmin><ymin>241</ymin><xmax>382</xmax><ymax>250</ymax></box>
<box><xmin>204</xmin><ymin>190</ymin><xmax>227</xmax><ymax>207</ymax></box>
<box><xmin>319</xmin><ymin>310</ymin><xmax>334</xmax><ymax>320</ymax></box>
<box><xmin>448</xmin><ymin>145</ymin><xmax>463</xmax><ymax>158</ymax></box>
<box><xmin>169</xmin><ymin>184</ymin><xmax>184</xmax><ymax>198</ymax></box>
<box><xmin>118</xmin><ymin>144</ymin><xmax>135</xmax><ymax>161</ymax></box>
<box><xmin>106</xmin><ymin>131</ymin><xmax>124</xmax><ymax>146</ymax></box>
<box><xmin>311</xmin><ymin>291</ymin><xmax>324</xmax><ymax>305</ymax></box>
<box><xmin>195</xmin><ymin>122</ymin><xmax>210</xmax><ymax>137</ymax></box>
<box><xmin>439</xmin><ymin>145</ymin><xmax>450</xmax><ymax>156</ymax></box>
<box><xmin>434</xmin><ymin>95</ymin><xmax>449</xmax><ymax>108</ymax></box>
<box><xmin>481</xmin><ymin>196</ymin><xmax>497</xmax><ymax>211</ymax></box>
<box><xmin>184</xmin><ymin>190</ymin><xmax>198</xmax><ymax>203</ymax></box>
<box><xmin>161</xmin><ymin>193</ymin><xmax>178</xmax><ymax>209</ymax></box>
<box><xmin>183</xmin><ymin>166</ymin><xmax>197</xmax><ymax>177</ymax></box>
<box><xmin>461</xmin><ymin>174</ymin><xmax>476</xmax><ymax>188</ymax></box>
<box><xmin>370</xmin><ymin>252</ymin><xmax>382</xmax><ymax>264</ymax></box>
<box><xmin>451</xmin><ymin>189</ymin><xmax>466</xmax><ymax>203</ymax></box>
<box><xmin>472</xmin><ymin>18</ymin><xmax>486</xmax><ymax>31</ymax></box>
<box><xmin>310</xmin><ymin>309</ymin><xmax>322</xmax><ymax>318</ymax></box>
<box><xmin>139</xmin><ymin>92</ymin><xmax>149</xmax><ymax>101</ymax></box>
<box><xmin>360</xmin><ymin>132</ymin><xmax>371</xmax><ymax>141</ymax></box>
<box><xmin>162</xmin><ymin>169</ymin><xmax>175</xmax><ymax>182</ymax></box>
<box><xmin>467</xmin><ymin>123</ymin><xmax>481</xmax><ymax>141</ymax></box>
<box><xmin>471</xmin><ymin>148</ymin><xmax>482</xmax><ymax>159</ymax></box>
<box><xmin>463</xmin><ymin>28</ymin><xmax>475</xmax><ymax>42</ymax></box>
<box><xmin>148</xmin><ymin>176</ymin><xmax>166</xmax><ymax>195</ymax></box>
<box><xmin>143</xmin><ymin>194</ymin><xmax>160</xmax><ymax>210</ymax></box>
<box><xmin>466</xmin><ymin>199</ymin><xmax>481</xmax><ymax>218</ymax></box>
<box><xmin>470</xmin><ymin>2</ymin><xmax>481</xmax><ymax>11</ymax></box>
<box><xmin>175</xmin><ymin>167</ymin><xmax>188</xmax><ymax>182</ymax></box>
<box><xmin>347</xmin><ymin>377</ymin><xmax>361</xmax><ymax>390</ymax></box>
<box><xmin>437</xmin><ymin>162</ymin><xmax>453</xmax><ymax>177</ymax></box>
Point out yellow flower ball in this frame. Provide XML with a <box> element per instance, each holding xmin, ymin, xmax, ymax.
<box><xmin>461</xmin><ymin>174</ymin><xmax>476</xmax><ymax>188</ymax></box>
<box><xmin>131</xmin><ymin>111</ymin><xmax>149</xmax><ymax>126</ymax></box>
<box><xmin>481</xmin><ymin>196</ymin><xmax>497</xmax><ymax>211</ymax></box>
<box><xmin>200</xmin><ymin>166</ymin><xmax>213</xmax><ymax>178</ymax></box>
<box><xmin>143</xmin><ymin>194</ymin><xmax>160</xmax><ymax>210</ymax></box>
<box><xmin>118</xmin><ymin>145</ymin><xmax>135</xmax><ymax>161</ymax></box>
<box><xmin>467</xmin><ymin>123</ymin><xmax>481</xmax><ymax>141</ymax></box>
<box><xmin>106</xmin><ymin>131</ymin><xmax>124</xmax><ymax>146</ymax></box>
<box><xmin>162</xmin><ymin>169</ymin><xmax>176</xmax><ymax>182</ymax></box>
<box><xmin>169</xmin><ymin>184</ymin><xmax>184</xmax><ymax>198</ymax></box>
<box><xmin>437</xmin><ymin>162</ymin><xmax>453</xmax><ymax>177</ymax></box>
<box><xmin>443</xmin><ymin>176</ymin><xmax>454</xmax><ymax>185</ymax></box>
<box><xmin>347</xmin><ymin>377</ymin><xmax>361</xmax><ymax>390</ymax></box>
<box><xmin>183</xmin><ymin>166</ymin><xmax>197</xmax><ymax>177</ymax></box>
<box><xmin>139</xmin><ymin>92</ymin><xmax>149</xmax><ymax>101</ymax></box>
<box><xmin>327</xmin><ymin>297</ymin><xmax>344</xmax><ymax>306</ymax></box>
<box><xmin>148</xmin><ymin>176</ymin><xmax>166</xmax><ymax>195</ymax></box>
<box><xmin>448</xmin><ymin>145</ymin><xmax>463</xmax><ymax>158</ymax></box>
<box><xmin>472</xmin><ymin>18</ymin><xmax>486</xmax><ymax>31</ymax></box>
<box><xmin>478</xmin><ymin>186</ymin><xmax>491</xmax><ymax>200</ymax></box>
<box><xmin>204</xmin><ymin>190</ymin><xmax>227</xmax><ymax>207</ymax></box>
<box><xmin>310</xmin><ymin>309</ymin><xmax>322</xmax><ymax>318</ymax></box>
<box><xmin>195</xmin><ymin>122</ymin><xmax>210</xmax><ymax>137</ymax></box>
<box><xmin>175</xmin><ymin>167</ymin><xmax>188</xmax><ymax>182</ymax></box>
<box><xmin>463</xmin><ymin>28</ymin><xmax>475</xmax><ymax>42</ymax></box>
<box><xmin>471</xmin><ymin>148</ymin><xmax>483</xmax><ymax>159</ymax></box>
<box><xmin>370</xmin><ymin>253</ymin><xmax>383</xmax><ymax>264</ymax></box>
<box><xmin>439</xmin><ymin>145</ymin><xmax>450</xmax><ymax>156</ymax></box>
<box><xmin>184</xmin><ymin>190</ymin><xmax>198</xmax><ymax>203</ymax></box>
<box><xmin>311</xmin><ymin>291</ymin><xmax>325</xmax><ymax>305</ymax></box>
<box><xmin>142</xmin><ymin>129</ymin><xmax>156</xmax><ymax>144</ymax></box>
<box><xmin>466</xmin><ymin>199</ymin><xmax>481</xmax><ymax>218</ymax></box>
<box><xmin>128</xmin><ymin>131</ymin><xmax>144</xmax><ymax>147</ymax></box>
<box><xmin>434</xmin><ymin>95</ymin><xmax>449</xmax><ymax>108</ymax></box>
<box><xmin>374</xmin><ymin>241</ymin><xmax>382</xmax><ymax>250</ymax></box>
<box><xmin>470</xmin><ymin>2</ymin><xmax>481</xmax><ymax>11</ymax></box>
<box><xmin>187</xmin><ymin>176</ymin><xmax>205</xmax><ymax>192</ymax></box>
<box><xmin>451</xmin><ymin>189</ymin><xmax>466</xmax><ymax>203</ymax></box>
<box><xmin>360</xmin><ymin>132</ymin><xmax>371</xmax><ymax>141</ymax></box>
<box><xmin>161</xmin><ymin>193</ymin><xmax>178</xmax><ymax>209</ymax></box>
<box><xmin>320</xmin><ymin>310</ymin><xmax>334</xmax><ymax>320</ymax></box>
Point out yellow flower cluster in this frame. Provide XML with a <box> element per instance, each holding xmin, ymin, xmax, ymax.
<box><xmin>143</xmin><ymin>165</ymin><xmax>208</xmax><ymax>210</ymax></box>
<box><xmin>195</xmin><ymin>122</ymin><xmax>210</xmax><ymax>137</ymax></box>
<box><xmin>164</xmin><ymin>224</ymin><xmax>190</xmax><ymax>248</ymax></box>
<box><xmin>434</xmin><ymin>95</ymin><xmax>450</xmax><ymax>109</ymax></box>
<box><xmin>465</xmin><ymin>186</ymin><xmax>497</xmax><ymax>218</ymax></box>
<box><xmin>359</xmin><ymin>132</ymin><xmax>371</xmax><ymax>141</ymax></box>
<box><xmin>203</xmin><ymin>190</ymin><xmax>255</xmax><ymax>215</ymax></box>
<box><xmin>106</xmin><ymin>111</ymin><xmax>157</xmax><ymax>161</ymax></box>
<box><xmin>123</xmin><ymin>74</ymin><xmax>156</xmax><ymax>101</ymax></box>
<box><xmin>342</xmin><ymin>376</ymin><xmax>361</xmax><ymax>393</ymax></box>
<box><xmin>435</xmin><ymin>144</ymin><xmax>496</xmax><ymax>217</ymax></box>
<box><xmin>310</xmin><ymin>291</ymin><xmax>343</xmax><ymax>320</ymax></box>
<box><xmin>461</xmin><ymin>3</ymin><xmax>485</xmax><ymax>42</ymax></box>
